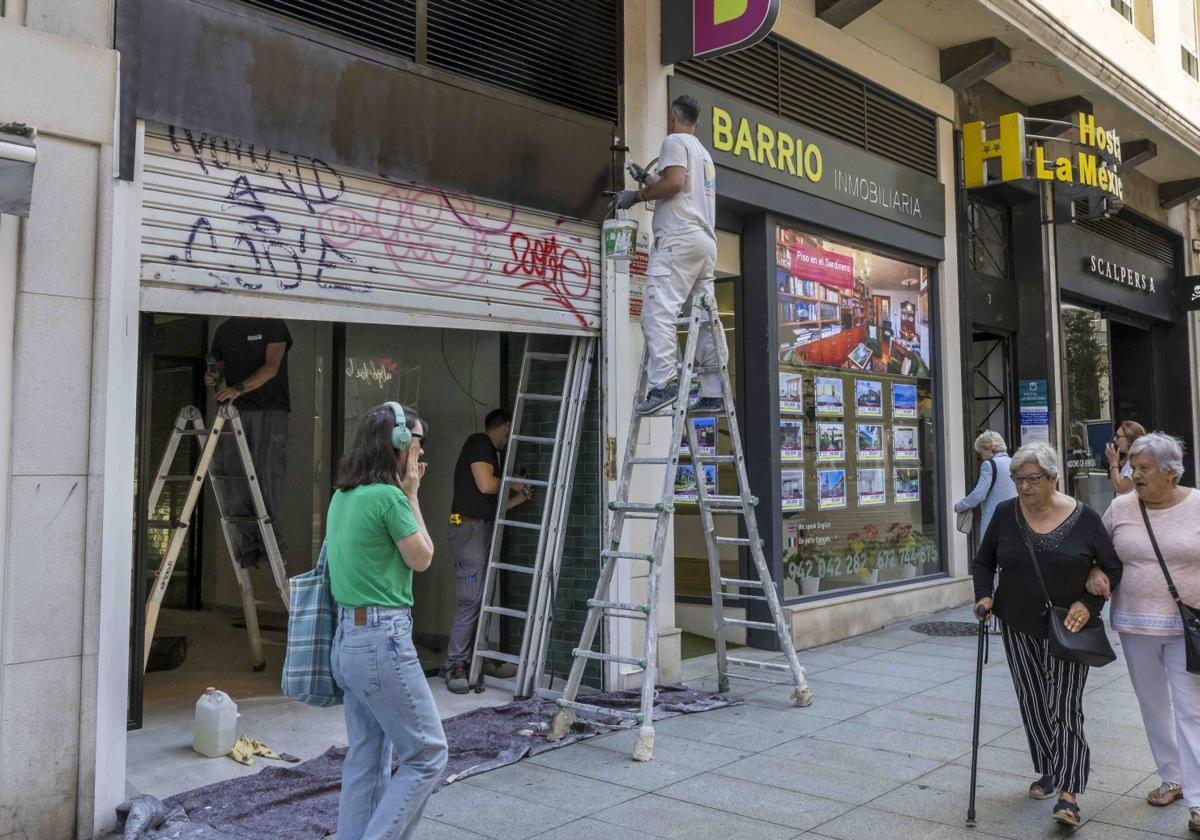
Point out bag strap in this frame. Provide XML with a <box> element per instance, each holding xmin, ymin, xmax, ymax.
<box><xmin>315</xmin><ymin>540</ymin><xmax>330</xmax><ymax>576</ymax></box>
<box><xmin>1015</xmin><ymin>504</ymin><xmax>1055</xmax><ymax>611</ymax></box>
<box><xmin>1138</xmin><ymin>499</ymin><xmax>1185</xmax><ymax>607</ymax></box>
<box><xmin>985</xmin><ymin>458</ymin><xmax>998</xmax><ymax>500</ymax></box>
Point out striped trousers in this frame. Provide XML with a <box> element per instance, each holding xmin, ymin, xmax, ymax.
<box><xmin>1001</xmin><ymin>620</ymin><xmax>1092</xmax><ymax>794</ymax></box>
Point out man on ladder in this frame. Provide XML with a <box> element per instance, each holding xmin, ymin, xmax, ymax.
<box><xmin>615</xmin><ymin>94</ymin><xmax>724</xmax><ymax>416</ymax></box>
<box><xmin>442</xmin><ymin>408</ymin><xmax>533</xmax><ymax>693</ymax></box>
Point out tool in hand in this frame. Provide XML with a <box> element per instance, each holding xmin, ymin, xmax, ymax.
<box><xmin>966</xmin><ymin>601</ymin><xmax>990</xmax><ymax>828</ymax></box>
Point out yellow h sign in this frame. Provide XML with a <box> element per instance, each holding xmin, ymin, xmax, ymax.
<box><xmin>962</xmin><ymin>113</ymin><xmax>1027</xmax><ymax>188</ymax></box>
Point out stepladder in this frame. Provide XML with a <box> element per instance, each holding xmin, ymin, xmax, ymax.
<box><xmin>468</xmin><ymin>334</ymin><xmax>595</xmax><ymax>698</ymax></box>
<box><xmin>142</xmin><ymin>403</ymin><xmax>289</xmax><ymax>673</ymax></box>
<box><xmin>548</xmin><ymin>293</ymin><xmax>813</xmax><ymax>760</ymax></box>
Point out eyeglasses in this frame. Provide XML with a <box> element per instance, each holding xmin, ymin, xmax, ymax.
<box><xmin>1011</xmin><ymin>473</ymin><xmax>1048</xmax><ymax>486</ymax></box>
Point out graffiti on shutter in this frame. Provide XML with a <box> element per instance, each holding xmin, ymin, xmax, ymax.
<box><xmin>139</xmin><ymin>125</ymin><xmax>600</xmax><ymax>333</ymax></box>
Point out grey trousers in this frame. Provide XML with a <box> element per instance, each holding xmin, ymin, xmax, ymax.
<box><xmin>213</xmin><ymin>409</ymin><xmax>288</xmax><ymax>568</ymax></box>
<box><xmin>443</xmin><ymin>519</ymin><xmax>492</xmax><ymax>669</ymax></box>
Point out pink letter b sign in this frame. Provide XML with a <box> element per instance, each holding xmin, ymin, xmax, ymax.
<box><xmin>662</xmin><ymin>0</ymin><xmax>780</xmax><ymax>64</ymax></box>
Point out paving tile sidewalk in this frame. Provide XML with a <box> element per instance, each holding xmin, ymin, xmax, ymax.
<box><xmin>404</xmin><ymin>606</ymin><xmax>1185</xmax><ymax>840</ymax></box>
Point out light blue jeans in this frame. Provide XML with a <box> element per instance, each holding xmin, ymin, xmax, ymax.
<box><xmin>332</xmin><ymin>606</ymin><xmax>448</xmax><ymax>840</ymax></box>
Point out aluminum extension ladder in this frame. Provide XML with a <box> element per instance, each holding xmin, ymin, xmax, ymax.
<box><xmin>468</xmin><ymin>335</ymin><xmax>595</xmax><ymax>698</ymax></box>
<box><xmin>548</xmin><ymin>294</ymin><xmax>812</xmax><ymax>761</ymax></box>
<box><xmin>142</xmin><ymin>404</ymin><xmax>289</xmax><ymax>673</ymax></box>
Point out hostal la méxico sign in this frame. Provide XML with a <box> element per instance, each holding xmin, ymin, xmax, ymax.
<box><xmin>962</xmin><ymin>112</ymin><xmax>1123</xmax><ymax>200</ymax></box>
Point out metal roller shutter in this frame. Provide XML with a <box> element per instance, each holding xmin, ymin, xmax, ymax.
<box><xmin>139</xmin><ymin>125</ymin><xmax>601</xmax><ymax>334</ymax></box>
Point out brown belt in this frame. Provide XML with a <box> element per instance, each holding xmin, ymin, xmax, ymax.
<box><xmin>353</xmin><ymin>607</ymin><xmax>368</xmax><ymax>626</ymax></box>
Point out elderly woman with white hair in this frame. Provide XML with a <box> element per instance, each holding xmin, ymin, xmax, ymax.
<box><xmin>954</xmin><ymin>430</ymin><xmax>1017</xmax><ymax>536</ymax></box>
<box><xmin>1089</xmin><ymin>432</ymin><xmax>1200</xmax><ymax>834</ymax></box>
<box><xmin>973</xmin><ymin>441</ymin><xmax>1122</xmax><ymax>827</ymax></box>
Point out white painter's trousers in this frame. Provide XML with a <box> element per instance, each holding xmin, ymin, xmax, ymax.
<box><xmin>641</xmin><ymin>231</ymin><xmax>722</xmax><ymax>397</ymax></box>
<box><xmin>1121</xmin><ymin>632</ymin><xmax>1200</xmax><ymax>809</ymax></box>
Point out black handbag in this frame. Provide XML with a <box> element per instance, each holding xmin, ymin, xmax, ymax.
<box><xmin>1138</xmin><ymin>500</ymin><xmax>1200</xmax><ymax>674</ymax></box>
<box><xmin>1017</xmin><ymin>508</ymin><xmax>1117</xmax><ymax>668</ymax></box>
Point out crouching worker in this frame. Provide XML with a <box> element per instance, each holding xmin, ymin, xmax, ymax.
<box><xmin>327</xmin><ymin>402</ymin><xmax>447</xmax><ymax>840</ymax></box>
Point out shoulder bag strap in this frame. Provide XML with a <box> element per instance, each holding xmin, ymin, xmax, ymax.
<box><xmin>1138</xmin><ymin>499</ymin><xmax>1185</xmax><ymax>607</ymax></box>
<box><xmin>1015</xmin><ymin>504</ymin><xmax>1054</xmax><ymax>611</ymax></box>
<box><xmin>985</xmin><ymin>458</ymin><xmax>998</xmax><ymax>499</ymax></box>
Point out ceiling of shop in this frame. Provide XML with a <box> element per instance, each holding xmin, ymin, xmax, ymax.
<box><xmin>866</xmin><ymin>0</ymin><xmax>1200</xmax><ymax>183</ymax></box>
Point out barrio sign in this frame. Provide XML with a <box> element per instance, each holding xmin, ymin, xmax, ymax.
<box><xmin>963</xmin><ymin>112</ymin><xmax>1124</xmax><ymax>201</ymax></box>
<box><xmin>670</xmin><ymin>76</ymin><xmax>946</xmax><ymax>236</ymax></box>
<box><xmin>661</xmin><ymin>0</ymin><xmax>780</xmax><ymax>65</ymax></box>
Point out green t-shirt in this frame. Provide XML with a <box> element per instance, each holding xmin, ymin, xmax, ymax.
<box><xmin>326</xmin><ymin>484</ymin><xmax>420</xmax><ymax>608</ymax></box>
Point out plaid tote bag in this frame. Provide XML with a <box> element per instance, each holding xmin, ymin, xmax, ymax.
<box><xmin>281</xmin><ymin>541</ymin><xmax>343</xmax><ymax>707</ymax></box>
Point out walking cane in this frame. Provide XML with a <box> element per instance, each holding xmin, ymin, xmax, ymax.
<box><xmin>966</xmin><ymin>603</ymin><xmax>989</xmax><ymax>828</ymax></box>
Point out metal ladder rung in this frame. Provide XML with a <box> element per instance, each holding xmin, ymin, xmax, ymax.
<box><xmin>504</xmin><ymin>475</ymin><xmax>550</xmax><ymax>488</ymax></box>
<box><xmin>572</xmin><ymin>649</ymin><xmax>647</xmax><ymax>668</ymax></box>
<box><xmin>492</xmin><ymin>562</ymin><xmax>536</xmax><ymax>575</ymax></box>
<box><xmin>722</xmin><ymin>618</ymin><xmax>778</xmax><ymax>631</ymax></box>
<box><xmin>526</xmin><ymin>352</ymin><xmax>569</xmax><ymax>361</ymax></box>
<box><xmin>722</xmin><ymin>591</ymin><xmax>770</xmax><ymax>602</ymax></box>
<box><xmin>702</xmin><ymin>495</ymin><xmax>751</xmax><ymax>508</ymax></box>
<box><xmin>609</xmin><ymin>501</ymin><xmax>671</xmax><ymax>513</ymax></box>
<box><xmin>520</xmin><ymin>393</ymin><xmax>565</xmax><ymax>403</ymax></box>
<box><xmin>719</xmin><ymin>671</ymin><xmax>794</xmax><ymax>687</ymax></box>
<box><xmin>727</xmin><ymin>657</ymin><xmax>792</xmax><ymax>674</ymax></box>
<box><xmin>694</xmin><ymin>455</ymin><xmax>737</xmax><ymax>465</ymax></box>
<box><xmin>616</xmin><ymin>511</ymin><xmax>662</xmax><ymax>520</ymax></box>
<box><xmin>628</xmin><ymin>456</ymin><xmax>672</xmax><ymax>465</ymax></box>
<box><xmin>146</xmin><ymin>519</ymin><xmax>177</xmax><ymax>529</ymax></box>
<box><xmin>179</xmin><ymin>428</ymin><xmax>231</xmax><ymax>436</ymax></box>
<box><xmin>225</xmin><ymin>515</ymin><xmax>269</xmax><ymax>524</ymax></box>
<box><xmin>511</xmin><ymin>434</ymin><xmax>557</xmax><ymax>445</ymax></box>
<box><xmin>720</xmin><ymin>576</ymin><xmax>763</xmax><ymax>588</ymax></box>
<box><xmin>159</xmin><ymin>474</ymin><xmax>202</xmax><ymax>482</ymax></box>
<box><xmin>477</xmin><ymin>650</ymin><xmax>521</xmax><ymax>665</ymax></box>
<box><xmin>600</xmin><ymin>550</ymin><xmax>655</xmax><ymax>562</ymax></box>
<box><xmin>715</xmin><ymin>537</ymin><xmax>752</xmax><ymax>548</ymax></box>
<box><xmin>555</xmin><ymin>698</ymin><xmax>643</xmax><ymax>723</ymax></box>
<box><xmin>588</xmin><ymin>598</ymin><xmax>650</xmax><ymax>614</ymax></box>
<box><xmin>496</xmin><ymin>518</ymin><xmax>542</xmax><ymax>531</ymax></box>
<box><xmin>482</xmin><ymin>605</ymin><xmax>528</xmax><ymax>619</ymax></box>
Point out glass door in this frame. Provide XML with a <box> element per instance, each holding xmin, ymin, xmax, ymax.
<box><xmin>1059</xmin><ymin>303</ymin><xmax>1114</xmax><ymax>508</ymax></box>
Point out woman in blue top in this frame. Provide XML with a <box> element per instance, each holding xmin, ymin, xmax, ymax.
<box><xmin>955</xmin><ymin>430</ymin><xmax>1018</xmax><ymax>537</ymax></box>
<box><xmin>327</xmin><ymin>402</ymin><xmax>446</xmax><ymax>840</ymax></box>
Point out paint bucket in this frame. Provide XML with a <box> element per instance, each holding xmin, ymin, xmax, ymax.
<box><xmin>602</xmin><ymin>217</ymin><xmax>638</xmax><ymax>262</ymax></box>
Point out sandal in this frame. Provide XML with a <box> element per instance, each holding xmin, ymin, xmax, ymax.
<box><xmin>1148</xmin><ymin>781</ymin><xmax>1183</xmax><ymax>807</ymax></box>
<box><xmin>1053</xmin><ymin>799</ymin><xmax>1081</xmax><ymax>828</ymax></box>
<box><xmin>1189</xmin><ymin>809</ymin><xmax>1200</xmax><ymax>834</ymax></box>
<box><xmin>1029</xmin><ymin>774</ymin><xmax>1056</xmax><ymax>800</ymax></box>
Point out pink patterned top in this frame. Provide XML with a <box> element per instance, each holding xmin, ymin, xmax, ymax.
<box><xmin>1102</xmin><ymin>488</ymin><xmax>1200</xmax><ymax>636</ymax></box>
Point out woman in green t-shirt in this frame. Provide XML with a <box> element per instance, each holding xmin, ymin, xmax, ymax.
<box><xmin>327</xmin><ymin>402</ymin><xmax>446</xmax><ymax>840</ymax></box>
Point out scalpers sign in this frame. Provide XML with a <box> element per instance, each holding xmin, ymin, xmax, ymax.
<box><xmin>963</xmin><ymin>112</ymin><xmax>1124</xmax><ymax>200</ymax></box>
<box><xmin>1085</xmin><ymin>254</ymin><xmax>1158</xmax><ymax>294</ymax></box>
<box><xmin>661</xmin><ymin>0</ymin><xmax>780</xmax><ymax>64</ymax></box>
<box><xmin>669</xmin><ymin>77</ymin><xmax>946</xmax><ymax>236</ymax></box>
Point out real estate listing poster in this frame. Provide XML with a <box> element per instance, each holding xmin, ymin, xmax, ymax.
<box><xmin>856</xmin><ymin>424</ymin><xmax>885</xmax><ymax>461</ymax></box>
<box><xmin>892</xmin><ymin>426</ymin><xmax>919</xmax><ymax>460</ymax></box>
<box><xmin>782</xmin><ymin>469</ymin><xmax>805</xmax><ymax>511</ymax></box>
<box><xmin>781</xmin><ymin>419</ymin><xmax>805</xmax><ymax>459</ymax></box>
<box><xmin>680</xmin><ymin>417</ymin><xmax>717</xmax><ymax>456</ymax></box>
<box><xmin>858</xmin><ymin>467</ymin><xmax>886</xmax><ymax>506</ymax></box>
<box><xmin>674</xmin><ymin>464</ymin><xmax>717</xmax><ymax>502</ymax></box>
<box><xmin>818</xmin><ymin>469</ymin><xmax>847</xmax><ymax>510</ymax></box>
<box><xmin>814</xmin><ymin>376</ymin><xmax>844</xmax><ymax>416</ymax></box>
<box><xmin>779</xmin><ymin>371</ymin><xmax>804</xmax><ymax>413</ymax></box>
<box><xmin>816</xmin><ymin>422</ymin><xmax>845</xmax><ymax>462</ymax></box>
<box><xmin>894</xmin><ymin>467</ymin><xmax>920</xmax><ymax>502</ymax></box>
<box><xmin>892</xmin><ymin>383</ymin><xmax>917</xmax><ymax>418</ymax></box>
<box><xmin>855</xmin><ymin>379</ymin><xmax>883</xmax><ymax>417</ymax></box>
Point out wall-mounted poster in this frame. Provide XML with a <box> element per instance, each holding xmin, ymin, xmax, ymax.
<box><xmin>894</xmin><ymin>467</ymin><xmax>920</xmax><ymax>502</ymax></box>
<box><xmin>674</xmin><ymin>464</ymin><xmax>717</xmax><ymax>502</ymax></box>
<box><xmin>779</xmin><ymin>371</ymin><xmax>804</xmax><ymax>412</ymax></box>
<box><xmin>855</xmin><ymin>380</ymin><xmax>883</xmax><ymax>417</ymax></box>
<box><xmin>892</xmin><ymin>383</ymin><xmax>917</xmax><ymax>419</ymax></box>
<box><xmin>818</xmin><ymin>469</ymin><xmax>847</xmax><ymax>510</ymax></box>
<box><xmin>782</xmin><ymin>469</ymin><xmax>805</xmax><ymax>511</ymax></box>
<box><xmin>816</xmin><ymin>423</ymin><xmax>845</xmax><ymax>462</ymax></box>
<box><xmin>856</xmin><ymin>424</ymin><xmax>884</xmax><ymax>461</ymax></box>
<box><xmin>858</xmin><ymin>468</ymin><xmax>886</xmax><ymax>506</ymax></box>
<box><xmin>815</xmin><ymin>376</ymin><xmax>844</xmax><ymax>416</ymax></box>
<box><xmin>893</xmin><ymin>426</ymin><xmax>918</xmax><ymax>460</ymax></box>
<box><xmin>681</xmin><ymin>417</ymin><xmax>717</xmax><ymax>456</ymax></box>
<box><xmin>781</xmin><ymin>419</ymin><xmax>804</xmax><ymax>459</ymax></box>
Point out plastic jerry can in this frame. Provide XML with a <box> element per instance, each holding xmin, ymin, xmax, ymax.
<box><xmin>193</xmin><ymin>687</ymin><xmax>239</xmax><ymax>757</ymax></box>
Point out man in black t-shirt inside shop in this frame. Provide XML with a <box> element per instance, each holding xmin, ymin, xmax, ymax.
<box><xmin>204</xmin><ymin>317</ymin><xmax>293</xmax><ymax>568</ymax></box>
<box><xmin>442</xmin><ymin>408</ymin><xmax>532</xmax><ymax>693</ymax></box>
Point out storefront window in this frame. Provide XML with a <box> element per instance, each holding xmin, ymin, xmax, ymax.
<box><xmin>775</xmin><ymin>226</ymin><xmax>943</xmax><ymax>598</ymax></box>
<box><xmin>1060</xmin><ymin>303</ymin><xmax>1115</xmax><ymax>510</ymax></box>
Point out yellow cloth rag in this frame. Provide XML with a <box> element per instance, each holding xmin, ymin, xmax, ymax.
<box><xmin>227</xmin><ymin>735</ymin><xmax>284</xmax><ymax>766</ymax></box>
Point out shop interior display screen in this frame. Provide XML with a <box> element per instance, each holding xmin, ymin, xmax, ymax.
<box><xmin>775</xmin><ymin>226</ymin><xmax>942</xmax><ymax>599</ymax></box>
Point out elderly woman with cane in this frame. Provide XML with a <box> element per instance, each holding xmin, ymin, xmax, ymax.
<box><xmin>972</xmin><ymin>442</ymin><xmax>1122</xmax><ymax>827</ymax></box>
<box><xmin>1090</xmin><ymin>432</ymin><xmax>1200</xmax><ymax>834</ymax></box>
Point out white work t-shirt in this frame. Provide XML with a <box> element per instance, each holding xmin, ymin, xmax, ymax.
<box><xmin>651</xmin><ymin>133</ymin><xmax>716</xmax><ymax>242</ymax></box>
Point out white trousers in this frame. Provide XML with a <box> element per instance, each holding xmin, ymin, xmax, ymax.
<box><xmin>641</xmin><ymin>231</ymin><xmax>722</xmax><ymax>397</ymax></box>
<box><xmin>1120</xmin><ymin>632</ymin><xmax>1200</xmax><ymax>808</ymax></box>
